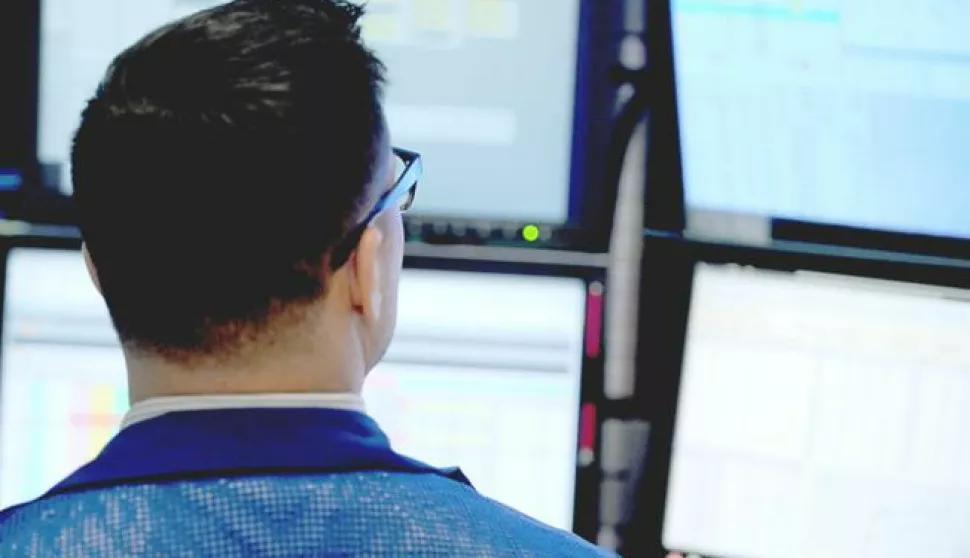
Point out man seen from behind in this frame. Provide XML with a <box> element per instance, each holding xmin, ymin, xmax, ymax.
<box><xmin>0</xmin><ymin>1</ymin><xmax>615</xmax><ymax>556</ymax></box>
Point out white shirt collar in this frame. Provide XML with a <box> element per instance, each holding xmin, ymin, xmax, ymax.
<box><xmin>121</xmin><ymin>393</ymin><xmax>366</xmax><ymax>430</ymax></box>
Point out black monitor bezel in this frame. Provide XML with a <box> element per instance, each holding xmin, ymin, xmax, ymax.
<box><xmin>625</xmin><ymin>231</ymin><xmax>970</xmax><ymax>557</ymax></box>
<box><xmin>0</xmin><ymin>230</ymin><xmax>608</xmax><ymax>541</ymax></box>
<box><xmin>0</xmin><ymin>0</ymin><xmax>40</xmax><ymax>214</ymax></box>
<box><xmin>771</xmin><ymin>218</ymin><xmax>970</xmax><ymax>262</ymax></box>
<box><xmin>16</xmin><ymin>0</ymin><xmax>623</xmax><ymax>251</ymax></box>
<box><xmin>642</xmin><ymin>0</ymin><xmax>687</xmax><ymax>234</ymax></box>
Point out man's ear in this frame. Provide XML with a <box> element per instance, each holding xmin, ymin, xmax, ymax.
<box><xmin>349</xmin><ymin>227</ymin><xmax>385</xmax><ymax>325</ymax></box>
<box><xmin>81</xmin><ymin>243</ymin><xmax>103</xmax><ymax>295</ymax></box>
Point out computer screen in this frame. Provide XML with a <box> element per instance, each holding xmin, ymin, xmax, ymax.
<box><xmin>665</xmin><ymin>263</ymin><xmax>970</xmax><ymax>557</ymax></box>
<box><xmin>0</xmin><ymin>247</ymin><xmax>588</xmax><ymax>530</ymax></box>
<box><xmin>673</xmin><ymin>0</ymin><xmax>970</xmax><ymax>238</ymax></box>
<box><xmin>39</xmin><ymin>0</ymin><xmax>580</xmax><ymax>224</ymax></box>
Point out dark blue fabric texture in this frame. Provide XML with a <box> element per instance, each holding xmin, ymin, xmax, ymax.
<box><xmin>0</xmin><ymin>408</ymin><xmax>614</xmax><ymax>557</ymax></box>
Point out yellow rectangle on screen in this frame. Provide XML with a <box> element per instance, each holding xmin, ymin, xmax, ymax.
<box><xmin>362</xmin><ymin>13</ymin><xmax>403</xmax><ymax>44</ymax></box>
<box><xmin>92</xmin><ymin>384</ymin><xmax>116</xmax><ymax>416</ymax></box>
<box><xmin>87</xmin><ymin>385</ymin><xmax>121</xmax><ymax>459</ymax></box>
<box><xmin>468</xmin><ymin>0</ymin><xmax>517</xmax><ymax>38</ymax></box>
<box><xmin>411</xmin><ymin>0</ymin><xmax>458</xmax><ymax>33</ymax></box>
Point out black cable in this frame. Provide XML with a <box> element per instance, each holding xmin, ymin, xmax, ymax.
<box><xmin>594</xmin><ymin>67</ymin><xmax>651</xmax><ymax>251</ymax></box>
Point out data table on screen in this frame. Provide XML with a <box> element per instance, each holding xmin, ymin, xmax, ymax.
<box><xmin>365</xmin><ymin>268</ymin><xmax>587</xmax><ymax>530</ymax></box>
<box><xmin>365</xmin><ymin>362</ymin><xmax>578</xmax><ymax>529</ymax></box>
<box><xmin>0</xmin><ymin>248</ymin><xmax>588</xmax><ymax>531</ymax></box>
<box><xmin>0</xmin><ymin>344</ymin><xmax>127</xmax><ymax>509</ymax></box>
<box><xmin>0</xmin><ymin>248</ymin><xmax>126</xmax><ymax>509</ymax></box>
<box><xmin>665</xmin><ymin>264</ymin><xmax>970</xmax><ymax>558</ymax></box>
<box><xmin>673</xmin><ymin>0</ymin><xmax>970</xmax><ymax>238</ymax></box>
<box><xmin>39</xmin><ymin>0</ymin><xmax>580</xmax><ymax>224</ymax></box>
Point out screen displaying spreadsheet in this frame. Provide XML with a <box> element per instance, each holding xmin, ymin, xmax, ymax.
<box><xmin>0</xmin><ymin>247</ymin><xmax>588</xmax><ymax>530</ymax></box>
<box><xmin>664</xmin><ymin>263</ymin><xmax>970</xmax><ymax>558</ymax></box>
<box><xmin>673</xmin><ymin>0</ymin><xmax>970</xmax><ymax>238</ymax></box>
<box><xmin>40</xmin><ymin>0</ymin><xmax>580</xmax><ymax>223</ymax></box>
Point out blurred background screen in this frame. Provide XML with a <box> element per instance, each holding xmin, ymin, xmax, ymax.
<box><xmin>673</xmin><ymin>0</ymin><xmax>970</xmax><ymax>238</ymax></box>
<box><xmin>665</xmin><ymin>261</ymin><xmax>970</xmax><ymax>557</ymax></box>
<box><xmin>38</xmin><ymin>0</ymin><xmax>581</xmax><ymax>225</ymax></box>
<box><xmin>0</xmin><ymin>246</ymin><xmax>589</xmax><ymax>531</ymax></box>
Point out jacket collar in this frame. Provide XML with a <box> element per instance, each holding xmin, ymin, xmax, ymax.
<box><xmin>120</xmin><ymin>393</ymin><xmax>367</xmax><ymax>430</ymax></box>
<box><xmin>46</xmin><ymin>408</ymin><xmax>470</xmax><ymax>498</ymax></box>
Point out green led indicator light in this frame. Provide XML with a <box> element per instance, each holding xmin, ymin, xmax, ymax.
<box><xmin>522</xmin><ymin>225</ymin><xmax>540</xmax><ymax>242</ymax></box>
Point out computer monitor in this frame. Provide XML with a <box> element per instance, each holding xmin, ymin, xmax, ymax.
<box><xmin>667</xmin><ymin>0</ymin><xmax>970</xmax><ymax>239</ymax></box>
<box><xmin>37</xmin><ymin>0</ymin><xmax>590</xmax><ymax>232</ymax></box>
<box><xmin>0</xmin><ymin>240</ymin><xmax>603</xmax><ymax>532</ymax></box>
<box><xmin>634</xmin><ymin>235</ymin><xmax>970</xmax><ymax>557</ymax></box>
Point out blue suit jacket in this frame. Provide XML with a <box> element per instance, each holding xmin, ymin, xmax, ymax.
<box><xmin>0</xmin><ymin>408</ymin><xmax>614</xmax><ymax>557</ymax></box>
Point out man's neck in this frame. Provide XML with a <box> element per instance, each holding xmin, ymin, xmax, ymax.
<box><xmin>124</xmin><ymin>348</ymin><xmax>366</xmax><ymax>404</ymax></box>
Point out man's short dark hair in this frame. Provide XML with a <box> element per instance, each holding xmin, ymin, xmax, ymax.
<box><xmin>72</xmin><ymin>0</ymin><xmax>386</xmax><ymax>361</ymax></box>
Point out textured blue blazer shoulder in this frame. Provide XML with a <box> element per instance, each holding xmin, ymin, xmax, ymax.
<box><xmin>0</xmin><ymin>408</ymin><xmax>615</xmax><ymax>557</ymax></box>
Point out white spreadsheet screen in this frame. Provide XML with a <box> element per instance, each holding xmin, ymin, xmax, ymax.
<box><xmin>674</xmin><ymin>0</ymin><xmax>970</xmax><ymax>237</ymax></box>
<box><xmin>40</xmin><ymin>0</ymin><xmax>580</xmax><ymax>223</ymax></box>
<box><xmin>0</xmin><ymin>248</ymin><xmax>587</xmax><ymax>531</ymax></box>
<box><xmin>665</xmin><ymin>263</ymin><xmax>970</xmax><ymax>558</ymax></box>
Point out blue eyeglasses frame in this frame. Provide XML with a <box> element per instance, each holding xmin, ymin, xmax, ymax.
<box><xmin>330</xmin><ymin>147</ymin><xmax>422</xmax><ymax>269</ymax></box>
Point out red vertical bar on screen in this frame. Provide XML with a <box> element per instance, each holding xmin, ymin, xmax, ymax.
<box><xmin>580</xmin><ymin>403</ymin><xmax>596</xmax><ymax>451</ymax></box>
<box><xmin>584</xmin><ymin>286</ymin><xmax>603</xmax><ymax>358</ymax></box>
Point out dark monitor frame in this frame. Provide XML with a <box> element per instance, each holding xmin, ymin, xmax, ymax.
<box><xmin>0</xmin><ymin>0</ymin><xmax>40</xmax><ymax>213</ymax></box>
<box><xmin>12</xmin><ymin>0</ymin><xmax>624</xmax><ymax>252</ymax></box>
<box><xmin>642</xmin><ymin>0</ymin><xmax>687</xmax><ymax>234</ymax></box>
<box><xmin>0</xmin><ymin>228</ymin><xmax>608</xmax><ymax>542</ymax></box>
<box><xmin>623</xmin><ymin>230</ymin><xmax>970</xmax><ymax>557</ymax></box>
<box><xmin>772</xmin><ymin>218</ymin><xmax>970</xmax><ymax>262</ymax></box>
